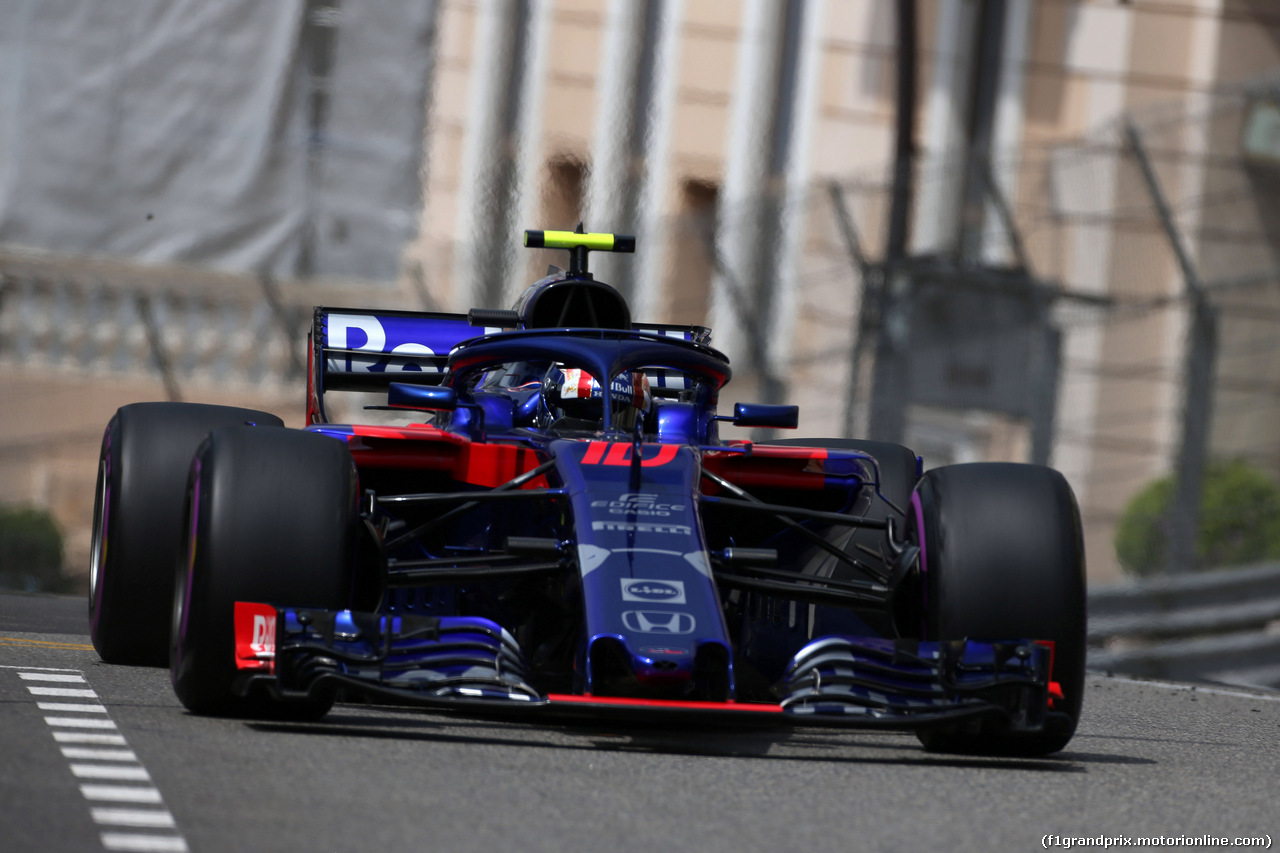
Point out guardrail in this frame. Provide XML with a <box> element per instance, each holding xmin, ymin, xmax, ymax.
<box><xmin>1088</xmin><ymin>561</ymin><xmax>1280</xmax><ymax>689</ymax></box>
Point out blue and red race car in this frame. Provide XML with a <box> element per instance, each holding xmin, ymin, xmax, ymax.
<box><xmin>88</xmin><ymin>229</ymin><xmax>1086</xmax><ymax>755</ymax></box>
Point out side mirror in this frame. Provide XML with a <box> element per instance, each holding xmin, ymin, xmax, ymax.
<box><xmin>388</xmin><ymin>382</ymin><xmax>457</xmax><ymax>412</ymax></box>
<box><xmin>727</xmin><ymin>403</ymin><xmax>798</xmax><ymax>429</ymax></box>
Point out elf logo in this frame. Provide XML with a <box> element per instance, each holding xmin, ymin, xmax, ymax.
<box><xmin>620</xmin><ymin>578</ymin><xmax>686</xmax><ymax>604</ymax></box>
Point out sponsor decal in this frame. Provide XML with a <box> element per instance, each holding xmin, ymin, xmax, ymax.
<box><xmin>621</xmin><ymin>578</ymin><xmax>686</xmax><ymax>604</ymax></box>
<box><xmin>577</xmin><ymin>547</ymin><xmax>702</xmax><ymax>576</ymax></box>
<box><xmin>623</xmin><ymin>611</ymin><xmax>697</xmax><ymax>634</ymax></box>
<box><xmin>324</xmin><ymin>313</ymin><xmax>501</xmax><ymax>375</ymax></box>
<box><xmin>251</xmin><ymin>615</ymin><xmax>274</xmax><ymax>653</ymax></box>
<box><xmin>577</xmin><ymin>544</ymin><xmax>612</xmax><ymax>574</ymax></box>
<box><xmin>590</xmin><ymin>492</ymin><xmax>686</xmax><ymax>517</ymax></box>
<box><xmin>592</xmin><ymin>520</ymin><xmax>692</xmax><ymax>535</ymax></box>
<box><xmin>581</xmin><ymin>441</ymin><xmax>678</xmax><ymax>467</ymax></box>
<box><xmin>639</xmin><ymin>646</ymin><xmax>690</xmax><ymax>657</ymax></box>
<box><xmin>683</xmin><ymin>551</ymin><xmax>714</xmax><ymax>578</ymax></box>
<box><xmin>234</xmin><ymin>601</ymin><xmax>277</xmax><ymax>671</ymax></box>
<box><xmin>326</xmin><ymin>314</ymin><xmax>439</xmax><ymax>374</ymax></box>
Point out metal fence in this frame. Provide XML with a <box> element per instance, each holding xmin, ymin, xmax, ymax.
<box><xmin>1088</xmin><ymin>562</ymin><xmax>1280</xmax><ymax>690</ymax></box>
<box><xmin>800</xmin><ymin>75</ymin><xmax>1280</xmax><ymax>587</ymax></box>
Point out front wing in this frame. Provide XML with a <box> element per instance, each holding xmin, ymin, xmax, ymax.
<box><xmin>232</xmin><ymin>602</ymin><xmax>1067</xmax><ymax>735</ymax></box>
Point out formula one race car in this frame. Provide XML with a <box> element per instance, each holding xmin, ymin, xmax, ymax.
<box><xmin>88</xmin><ymin>229</ymin><xmax>1086</xmax><ymax>755</ymax></box>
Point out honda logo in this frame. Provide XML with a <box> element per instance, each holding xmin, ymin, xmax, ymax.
<box><xmin>622</xmin><ymin>610</ymin><xmax>696</xmax><ymax>634</ymax></box>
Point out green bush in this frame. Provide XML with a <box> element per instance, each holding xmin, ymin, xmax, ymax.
<box><xmin>1115</xmin><ymin>459</ymin><xmax>1280</xmax><ymax>577</ymax></box>
<box><xmin>0</xmin><ymin>505</ymin><xmax>66</xmax><ymax>592</ymax></box>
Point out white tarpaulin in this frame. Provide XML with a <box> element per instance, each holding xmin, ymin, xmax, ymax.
<box><xmin>0</xmin><ymin>0</ymin><xmax>435</xmax><ymax>280</ymax></box>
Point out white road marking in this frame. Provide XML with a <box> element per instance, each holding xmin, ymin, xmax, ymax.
<box><xmin>90</xmin><ymin>809</ymin><xmax>176</xmax><ymax>829</ymax></box>
<box><xmin>72</xmin><ymin>765</ymin><xmax>152</xmax><ymax>782</ymax></box>
<box><xmin>54</xmin><ymin>732</ymin><xmax>128</xmax><ymax>745</ymax></box>
<box><xmin>45</xmin><ymin>716</ymin><xmax>118</xmax><ymax>729</ymax></box>
<box><xmin>79</xmin><ymin>786</ymin><xmax>163</xmax><ymax>804</ymax></box>
<box><xmin>62</xmin><ymin>748</ymin><xmax>139</xmax><ymax>762</ymax></box>
<box><xmin>100</xmin><ymin>833</ymin><xmax>189</xmax><ymax>852</ymax></box>
<box><xmin>0</xmin><ymin>664</ymin><xmax>83</xmax><ymax>672</ymax></box>
<box><xmin>15</xmin><ymin>669</ymin><xmax>189</xmax><ymax>853</ymax></box>
<box><xmin>39</xmin><ymin>702</ymin><xmax>109</xmax><ymax>713</ymax></box>
<box><xmin>28</xmin><ymin>686</ymin><xmax>99</xmax><ymax>697</ymax></box>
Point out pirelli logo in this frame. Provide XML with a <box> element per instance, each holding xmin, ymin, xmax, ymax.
<box><xmin>592</xmin><ymin>521</ymin><xmax>692</xmax><ymax>535</ymax></box>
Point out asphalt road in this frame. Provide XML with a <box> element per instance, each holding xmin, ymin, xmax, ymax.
<box><xmin>2</xmin><ymin>591</ymin><xmax>1277</xmax><ymax>853</ymax></box>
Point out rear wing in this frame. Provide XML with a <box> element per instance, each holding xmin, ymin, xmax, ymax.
<box><xmin>316</xmin><ymin>308</ymin><xmax>483</xmax><ymax>392</ymax></box>
<box><xmin>309</xmin><ymin>307</ymin><xmax>711</xmax><ymax>423</ymax></box>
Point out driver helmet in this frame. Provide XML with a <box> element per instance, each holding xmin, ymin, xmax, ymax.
<box><xmin>540</xmin><ymin>366</ymin><xmax>651</xmax><ymax>431</ymax></box>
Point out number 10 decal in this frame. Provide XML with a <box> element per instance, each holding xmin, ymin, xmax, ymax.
<box><xmin>582</xmin><ymin>442</ymin><xmax>679</xmax><ymax>467</ymax></box>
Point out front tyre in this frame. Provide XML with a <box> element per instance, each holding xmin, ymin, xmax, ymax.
<box><xmin>171</xmin><ymin>426</ymin><xmax>358</xmax><ymax>717</ymax></box>
<box><xmin>90</xmin><ymin>403</ymin><xmax>284</xmax><ymax>666</ymax></box>
<box><xmin>910</xmin><ymin>463</ymin><xmax>1086</xmax><ymax>756</ymax></box>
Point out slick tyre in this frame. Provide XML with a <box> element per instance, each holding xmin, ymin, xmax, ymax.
<box><xmin>89</xmin><ymin>403</ymin><xmax>283</xmax><ymax>666</ymax></box>
<box><xmin>171</xmin><ymin>426</ymin><xmax>357</xmax><ymax>718</ymax></box>
<box><xmin>910</xmin><ymin>463</ymin><xmax>1086</xmax><ymax>756</ymax></box>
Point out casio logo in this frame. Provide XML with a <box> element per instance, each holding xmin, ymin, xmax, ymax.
<box><xmin>590</xmin><ymin>493</ymin><xmax>686</xmax><ymax>517</ymax></box>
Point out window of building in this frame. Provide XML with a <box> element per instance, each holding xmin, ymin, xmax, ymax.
<box><xmin>665</xmin><ymin>178</ymin><xmax>719</xmax><ymax>326</ymax></box>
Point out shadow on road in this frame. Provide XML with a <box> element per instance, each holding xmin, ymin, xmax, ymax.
<box><xmin>245</xmin><ymin>706</ymin><xmax>1154</xmax><ymax>774</ymax></box>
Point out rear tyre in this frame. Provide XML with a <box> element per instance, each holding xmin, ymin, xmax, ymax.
<box><xmin>89</xmin><ymin>403</ymin><xmax>283</xmax><ymax>666</ymax></box>
<box><xmin>910</xmin><ymin>463</ymin><xmax>1086</xmax><ymax>756</ymax></box>
<box><xmin>171</xmin><ymin>426</ymin><xmax>357</xmax><ymax>718</ymax></box>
